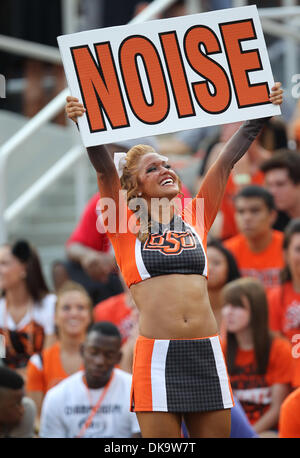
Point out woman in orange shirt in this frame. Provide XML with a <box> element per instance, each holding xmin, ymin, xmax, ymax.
<box><xmin>26</xmin><ymin>281</ymin><xmax>92</xmax><ymax>418</ymax></box>
<box><xmin>222</xmin><ymin>277</ymin><xmax>293</xmax><ymax>435</ymax></box>
<box><xmin>267</xmin><ymin>218</ymin><xmax>300</xmax><ymax>388</ymax></box>
<box><xmin>65</xmin><ymin>84</ymin><xmax>283</xmax><ymax>438</ymax></box>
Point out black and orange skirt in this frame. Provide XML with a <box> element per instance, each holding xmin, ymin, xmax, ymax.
<box><xmin>130</xmin><ymin>334</ymin><xmax>234</xmax><ymax>413</ymax></box>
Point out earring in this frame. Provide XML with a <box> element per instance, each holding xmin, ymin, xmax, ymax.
<box><xmin>138</xmin><ymin>192</ymin><xmax>142</xmax><ymax>197</ymax></box>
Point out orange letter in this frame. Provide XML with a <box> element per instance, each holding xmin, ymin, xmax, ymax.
<box><xmin>184</xmin><ymin>25</ymin><xmax>231</xmax><ymax>114</ymax></box>
<box><xmin>119</xmin><ymin>36</ymin><xmax>169</xmax><ymax>124</ymax></box>
<box><xmin>159</xmin><ymin>31</ymin><xmax>195</xmax><ymax>118</ymax></box>
<box><xmin>219</xmin><ymin>19</ymin><xmax>269</xmax><ymax>107</ymax></box>
<box><xmin>71</xmin><ymin>43</ymin><xmax>129</xmax><ymax>132</ymax></box>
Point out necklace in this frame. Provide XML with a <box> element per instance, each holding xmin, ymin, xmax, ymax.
<box><xmin>76</xmin><ymin>371</ymin><xmax>115</xmax><ymax>438</ymax></box>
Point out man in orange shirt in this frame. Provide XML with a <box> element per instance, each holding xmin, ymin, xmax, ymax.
<box><xmin>224</xmin><ymin>185</ymin><xmax>284</xmax><ymax>289</ymax></box>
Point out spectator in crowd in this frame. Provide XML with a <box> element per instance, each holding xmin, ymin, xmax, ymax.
<box><xmin>26</xmin><ymin>281</ymin><xmax>93</xmax><ymax>420</ymax></box>
<box><xmin>206</xmin><ymin>240</ymin><xmax>258</xmax><ymax>438</ymax></box>
<box><xmin>0</xmin><ymin>240</ymin><xmax>56</xmax><ymax>379</ymax></box>
<box><xmin>260</xmin><ymin>149</ymin><xmax>300</xmax><ymax>232</ymax></box>
<box><xmin>39</xmin><ymin>321</ymin><xmax>140</xmax><ymax>438</ymax></box>
<box><xmin>93</xmin><ymin>278</ymin><xmax>138</xmax><ymax>346</ymax></box>
<box><xmin>51</xmin><ymin>260</ymin><xmax>70</xmax><ymax>292</ymax></box>
<box><xmin>207</xmin><ymin>239</ymin><xmax>241</xmax><ymax>331</ymax></box>
<box><xmin>267</xmin><ymin>218</ymin><xmax>300</xmax><ymax>388</ymax></box>
<box><xmin>224</xmin><ymin>186</ymin><xmax>284</xmax><ymax>289</ymax></box>
<box><xmin>0</xmin><ymin>366</ymin><xmax>36</xmax><ymax>438</ymax></box>
<box><xmin>222</xmin><ymin>277</ymin><xmax>293</xmax><ymax>435</ymax></box>
<box><xmin>279</xmin><ymin>386</ymin><xmax>300</xmax><ymax>438</ymax></box>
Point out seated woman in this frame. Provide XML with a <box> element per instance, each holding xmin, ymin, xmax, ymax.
<box><xmin>267</xmin><ymin>218</ymin><xmax>300</xmax><ymax>389</ymax></box>
<box><xmin>222</xmin><ymin>277</ymin><xmax>293</xmax><ymax>435</ymax></box>
<box><xmin>26</xmin><ymin>281</ymin><xmax>92</xmax><ymax>419</ymax></box>
<box><xmin>0</xmin><ymin>240</ymin><xmax>56</xmax><ymax>380</ymax></box>
<box><xmin>206</xmin><ymin>240</ymin><xmax>257</xmax><ymax>437</ymax></box>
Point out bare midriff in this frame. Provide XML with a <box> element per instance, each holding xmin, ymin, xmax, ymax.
<box><xmin>130</xmin><ymin>274</ymin><xmax>218</xmax><ymax>340</ymax></box>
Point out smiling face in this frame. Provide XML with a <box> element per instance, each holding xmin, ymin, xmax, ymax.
<box><xmin>136</xmin><ymin>152</ymin><xmax>180</xmax><ymax>201</ymax></box>
<box><xmin>0</xmin><ymin>245</ymin><xmax>26</xmax><ymax>292</ymax></box>
<box><xmin>55</xmin><ymin>290</ymin><xmax>92</xmax><ymax>338</ymax></box>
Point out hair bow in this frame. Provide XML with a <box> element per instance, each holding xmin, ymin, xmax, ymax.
<box><xmin>114</xmin><ymin>152</ymin><xmax>127</xmax><ymax>178</ymax></box>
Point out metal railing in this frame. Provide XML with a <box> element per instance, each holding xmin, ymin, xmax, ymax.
<box><xmin>0</xmin><ymin>0</ymin><xmax>300</xmax><ymax>243</ymax></box>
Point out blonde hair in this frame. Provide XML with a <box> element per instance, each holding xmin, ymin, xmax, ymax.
<box><xmin>55</xmin><ymin>281</ymin><xmax>93</xmax><ymax>320</ymax></box>
<box><xmin>120</xmin><ymin>145</ymin><xmax>182</xmax><ymax>242</ymax></box>
<box><xmin>120</xmin><ymin>144</ymin><xmax>155</xmax><ymax>203</ymax></box>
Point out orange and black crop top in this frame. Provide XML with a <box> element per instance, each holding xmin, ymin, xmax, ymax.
<box><xmin>107</xmin><ymin>208</ymin><xmax>208</xmax><ymax>288</ymax></box>
<box><xmin>99</xmin><ymin>118</ymin><xmax>268</xmax><ymax>288</ymax></box>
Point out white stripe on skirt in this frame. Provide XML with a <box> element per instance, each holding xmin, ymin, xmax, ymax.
<box><xmin>151</xmin><ymin>339</ymin><xmax>170</xmax><ymax>411</ymax></box>
<box><xmin>210</xmin><ymin>336</ymin><xmax>233</xmax><ymax>408</ymax></box>
<box><xmin>135</xmin><ymin>238</ymin><xmax>151</xmax><ymax>281</ymax></box>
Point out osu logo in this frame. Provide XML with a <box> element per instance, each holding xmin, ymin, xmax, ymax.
<box><xmin>144</xmin><ymin>231</ymin><xmax>196</xmax><ymax>255</ymax></box>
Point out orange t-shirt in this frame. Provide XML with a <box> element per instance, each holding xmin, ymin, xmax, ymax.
<box><xmin>26</xmin><ymin>342</ymin><xmax>83</xmax><ymax>394</ymax></box>
<box><xmin>224</xmin><ymin>230</ymin><xmax>284</xmax><ymax>289</ymax></box>
<box><xmin>267</xmin><ymin>282</ymin><xmax>300</xmax><ymax>388</ymax></box>
<box><xmin>220</xmin><ymin>170</ymin><xmax>265</xmax><ymax>240</ymax></box>
<box><xmin>93</xmin><ymin>293</ymin><xmax>136</xmax><ymax>344</ymax></box>
<box><xmin>225</xmin><ymin>337</ymin><xmax>293</xmax><ymax>425</ymax></box>
<box><xmin>279</xmin><ymin>387</ymin><xmax>300</xmax><ymax>438</ymax></box>
<box><xmin>267</xmin><ymin>282</ymin><xmax>300</xmax><ymax>341</ymax></box>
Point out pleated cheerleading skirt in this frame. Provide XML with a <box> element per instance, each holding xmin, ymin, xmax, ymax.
<box><xmin>130</xmin><ymin>334</ymin><xmax>234</xmax><ymax>413</ymax></box>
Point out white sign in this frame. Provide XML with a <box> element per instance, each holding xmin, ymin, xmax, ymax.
<box><xmin>58</xmin><ymin>5</ymin><xmax>280</xmax><ymax>147</ymax></box>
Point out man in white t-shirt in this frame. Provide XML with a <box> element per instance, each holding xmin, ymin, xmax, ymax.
<box><xmin>39</xmin><ymin>321</ymin><xmax>140</xmax><ymax>438</ymax></box>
